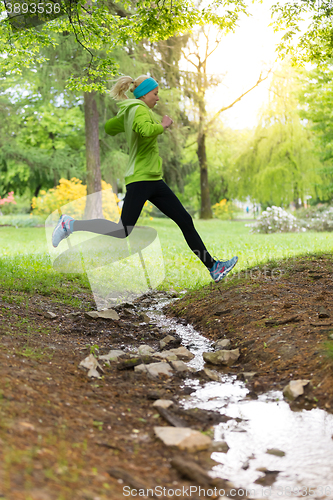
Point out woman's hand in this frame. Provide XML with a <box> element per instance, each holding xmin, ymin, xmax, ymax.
<box><xmin>161</xmin><ymin>115</ymin><xmax>173</xmax><ymax>129</ymax></box>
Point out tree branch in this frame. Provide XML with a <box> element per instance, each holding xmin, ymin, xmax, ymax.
<box><xmin>204</xmin><ymin>69</ymin><xmax>272</xmax><ymax>132</ymax></box>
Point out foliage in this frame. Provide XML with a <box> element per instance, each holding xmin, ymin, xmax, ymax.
<box><xmin>300</xmin><ymin>207</ymin><xmax>333</xmax><ymax>232</ymax></box>
<box><xmin>248</xmin><ymin>206</ymin><xmax>301</xmax><ymax>234</ymax></box>
<box><xmin>0</xmin><ymin>192</ymin><xmax>16</xmax><ymax>215</ymax></box>
<box><xmin>32</xmin><ymin>177</ymin><xmax>121</xmax><ymax>220</ymax></box>
<box><xmin>0</xmin><ymin>214</ymin><xmax>45</xmax><ymax>227</ymax></box>
<box><xmin>272</xmin><ymin>1</ymin><xmax>333</xmax><ymax>65</ymax></box>
<box><xmin>0</xmin><ymin>0</ymin><xmax>251</xmax><ymax>93</ymax></box>
<box><xmin>0</xmin><ymin>75</ymin><xmax>86</xmax><ymax>199</ymax></box>
<box><xmin>212</xmin><ymin>199</ymin><xmax>235</xmax><ymax>220</ymax></box>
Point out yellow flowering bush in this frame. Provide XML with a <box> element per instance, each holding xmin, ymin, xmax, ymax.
<box><xmin>32</xmin><ymin>178</ymin><xmax>121</xmax><ymax>221</ymax></box>
<box><xmin>139</xmin><ymin>200</ymin><xmax>154</xmax><ymax>221</ymax></box>
<box><xmin>212</xmin><ymin>199</ymin><xmax>235</xmax><ymax>220</ymax></box>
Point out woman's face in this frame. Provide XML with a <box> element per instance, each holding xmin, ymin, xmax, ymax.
<box><xmin>140</xmin><ymin>87</ymin><xmax>159</xmax><ymax>109</ymax></box>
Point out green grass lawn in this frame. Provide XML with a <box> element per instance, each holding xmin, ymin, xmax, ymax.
<box><xmin>1</xmin><ymin>219</ymin><xmax>333</xmax><ymax>301</ymax></box>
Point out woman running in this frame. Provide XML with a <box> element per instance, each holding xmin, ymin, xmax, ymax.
<box><xmin>52</xmin><ymin>75</ymin><xmax>238</xmax><ymax>282</ymax></box>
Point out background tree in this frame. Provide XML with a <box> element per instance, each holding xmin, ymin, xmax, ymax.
<box><xmin>272</xmin><ymin>0</ymin><xmax>333</xmax><ymax>66</ymax></box>
<box><xmin>298</xmin><ymin>64</ymin><xmax>333</xmax><ymax>201</ymax></box>
<box><xmin>180</xmin><ymin>25</ymin><xmax>269</xmax><ymax>218</ymax></box>
<box><xmin>233</xmin><ymin>63</ymin><xmax>322</xmax><ymax>207</ymax></box>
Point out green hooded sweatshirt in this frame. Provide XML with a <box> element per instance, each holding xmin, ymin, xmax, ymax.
<box><xmin>104</xmin><ymin>99</ymin><xmax>164</xmax><ymax>185</ymax></box>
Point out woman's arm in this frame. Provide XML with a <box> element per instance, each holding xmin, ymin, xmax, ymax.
<box><xmin>105</xmin><ymin>115</ymin><xmax>125</xmax><ymax>136</ymax></box>
<box><xmin>132</xmin><ymin>107</ymin><xmax>164</xmax><ymax>137</ymax></box>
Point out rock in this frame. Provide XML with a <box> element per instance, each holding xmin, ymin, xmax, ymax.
<box><xmin>138</xmin><ymin>345</ymin><xmax>156</xmax><ymax>356</ymax></box>
<box><xmin>237</xmin><ymin>371</ymin><xmax>257</xmax><ymax>381</ymax></box>
<box><xmin>99</xmin><ymin>350</ymin><xmax>126</xmax><ymax>362</ymax></box>
<box><xmin>214</xmin><ymin>308</ymin><xmax>231</xmax><ymax>316</ymax></box>
<box><xmin>44</xmin><ymin>311</ymin><xmax>57</xmax><ymax>319</ymax></box>
<box><xmin>153</xmin><ymin>351</ymin><xmax>178</xmax><ymax>361</ymax></box>
<box><xmin>122</xmin><ymin>308</ymin><xmax>137</xmax><ymax>317</ymax></box>
<box><xmin>84</xmin><ymin>309</ymin><xmax>119</xmax><ymax>321</ymax></box>
<box><xmin>210</xmin><ymin>441</ymin><xmax>229</xmax><ymax>453</ymax></box>
<box><xmin>283</xmin><ymin>379</ymin><xmax>312</xmax><ymax>401</ymax></box>
<box><xmin>202</xmin><ymin>368</ymin><xmax>221</xmax><ymax>381</ymax></box>
<box><xmin>319</xmin><ymin>307</ymin><xmax>330</xmax><ymax>319</ymax></box>
<box><xmin>266</xmin><ymin>448</ymin><xmax>286</xmax><ymax>457</ymax></box>
<box><xmin>170</xmin><ymin>360</ymin><xmax>192</xmax><ymax>373</ymax></box>
<box><xmin>68</xmin><ymin>312</ymin><xmax>81</xmax><ymax>320</ymax></box>
<box><xmin>152</xmin><ymin>399</ymin><xmax>174</xmax><ymax>409</ymax></box>
<box><xmin>159</xmin><ymin>335</ymin><xmax>176</xmax><ymax>349</ymax></box>
<box><xmin>214</xmin><ymin>339</ymin><xmax>231</xmax><ymax>350</ymax></box>
<box><xmin>265</xmin><ymin>315</ymin><xmax>300</xmax><ymax>326</ymax></box>
<box><xmin>147</xmin><ymin>390</ymin><xmax>165</xmax><ymax>400</ymax></box>
<box><xmin>168</xmin><ymin>346</ymin><xmax>195</xmax><ymax>361</ymax></box>
<box><xmin>203</xmin><ymin>349</ymin><xmax>240</xmax><ymax>366</ymax></box>
<box><xmin>154</xmin><ymin>426</ymin><xmax>211</xmax><ymax>452</ymax></box>
<box><xmin>134</xmin><ymin>362</ymin><xmax>173</xmax><ymax>378</ymax></box>
<box><xmin>79</xmin><ymin>353</ymin><xmax>104</xmax><ymax>378</ymax></box>
<box><xmin>117</xmin><ymin>355</ymin><xmax>156</xmax><ymax>370</ymax></box>
<box><xmin>139</xmin><ymin>313</ymin><xmax>151</xmax><ymax>323</ymax></box>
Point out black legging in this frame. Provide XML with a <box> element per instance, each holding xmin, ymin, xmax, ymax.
<box><xmin>73</xmin><ymin>180</ymin><xmax>215</xmax><ymax>269</ymax></box>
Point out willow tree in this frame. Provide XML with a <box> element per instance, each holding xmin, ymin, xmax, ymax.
<box><xmin>181</xmin><ymin>25</ymin><xmax>270</xmax><ymax>218</ymax></box>
<box><xmin>234</xmin><ymin>63</ymin><xmax>322</xmax><ymax>207</ymax></box>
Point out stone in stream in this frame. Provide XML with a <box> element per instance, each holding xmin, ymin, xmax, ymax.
<box><xmin>154</xmin><ymin>426</ymin><xmax>211</xmax><ymax>452</ymax></box>
<box><xmin>170</xmin><ymin>360</ymin><xmax>193</xmax><ymax>373</ymax></box>
<box><xmin>138</xmin><ymin>313</ymin><xmax>151</xmax><ymax>323</ymax></box>
<box><xmin>138</xmin><ymin>345</ymin><xmax>156</xmax><ymax>356</ymax></box>
<box><xmin>214</xmin><ymin>339</ymin><xmax>231</xmax><ymax>350</ymax></box>
<box><xmin>152</xmin><ymin>399</ymin><xmax>174</xmax><ymax>409</ymax></box>
<box><xmin>237</xmin><ymin>371</ymin><xmax>257</xmax><ymax>382</ymax></box>
<box><xmin>167</xmin><ymin>346</ymin><xmax>195</xmax><ymax>361</ymax></box>
<box><xmin>203</xmin><ymin>349</ymin><xmax>240</xmax><ymax>366</ymax></box>
<box><xmin>159</xmin><ymin>335</ymin><xmax>176</xmax><ymax>349</ymax></box>
<box><xmin>99</xmin><ymin>350</ymin><xmax>126</xmax><ymax>362</ymax></box>
<box><xmin>283</xmin><ymin>379</ymin><xmax>312</xmax><ymax>401</ymax></box>
<box><xmin>153</xmin><ymin>351</ymin><xmax>178</xmax><ymax>361</ymax></box>
<box><xmin>134</xmin><ymin>362</ymin><xmax>173</xmax><ymax>378</ymax></box>
<box><xmin>210</xmin><ymin>441</ymin><xmax>230</xmax><ymax>453</ymax></box>
<box><xmin>266</xmin><ymin>448</ymin><xmax>286</xmax><ymax>457</ymax></box>
<box><xmin>84</xmin><ymin>309</ymin><xmax>119</xmax><ymax>321</ymax></box>
<box><xmin>202</xmin><ymin>367</ymin><xmax>221</xmax><ymax>381</ymax></box>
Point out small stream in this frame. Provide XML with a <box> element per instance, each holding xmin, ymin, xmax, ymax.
<box><xmin>143</xmin><ymin>294</ymin><xmax>333</xmax><ymax>499</ymax></box>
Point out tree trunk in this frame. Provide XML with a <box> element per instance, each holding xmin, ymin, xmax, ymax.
<box><xmin>197</xmin><ymin>132</ymin><xmax>212</xmax><ymax>219</ymax></box>
<box><xmin>83</xmin><ymin>91</ymin><xmax>103</xmax><ymax>219</ymax></box>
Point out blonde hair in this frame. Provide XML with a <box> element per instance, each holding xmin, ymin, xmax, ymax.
<box><xmin>109</xmin><ymin>75</ymin><xmax>155</xmax><ymax>100</ymax></box>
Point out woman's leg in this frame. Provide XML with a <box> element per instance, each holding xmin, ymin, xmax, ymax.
<box><xmin>52</xmin><ymin>182</ymin><xmax>153</xmax><ymax>247</ymax></box>
<box><xmin>73</xmin><ymin>182</ymin><xmax>152</xmax><ymax>238</ymax></box>
<box><xmin>149</xmin><ymin>180</ymin><xmax>215</xmax><ymax>269</ymax></box>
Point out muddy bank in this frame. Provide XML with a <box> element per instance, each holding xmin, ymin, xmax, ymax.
<box><xmin>166</xmin><ymin>255</ymin><xmax>333</xmax><ymax>410</ymax></box>
<box><xmin>0</xmin><ymin>287</ymin><xmax>242</xmax><ymax>500</ymax></box>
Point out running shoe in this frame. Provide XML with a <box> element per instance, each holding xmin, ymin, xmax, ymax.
<box><xmin>52</xmin><ymin>214</ymin><xmax>74</xmax><ymax>248</ymax></box>
<box><xmin>209</xmin><ymin>256</ymin><xmax>238</xmax><ymax>283</ymax></box>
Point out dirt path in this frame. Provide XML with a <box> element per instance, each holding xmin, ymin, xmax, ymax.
<box><xmin>1</xmin><ymin>255</ymin><xmax>333</xmax><ymax>499</ymax></box>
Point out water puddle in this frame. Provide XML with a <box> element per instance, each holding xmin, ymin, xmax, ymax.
<box><xmin>145</xmin><ymin>294</ymin><xmax>333</xmax><ymax>499</ymax></box>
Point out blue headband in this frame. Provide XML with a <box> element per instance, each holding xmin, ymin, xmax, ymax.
<box><xmin>133</xmin><ymin>77</ymin><xmax>158</xmax><ymax>98</ymax></box>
